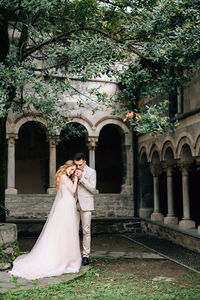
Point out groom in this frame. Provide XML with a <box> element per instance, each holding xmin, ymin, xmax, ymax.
<box><xmin>73</xmin><ymin>152</ymin><xmax>97</xmax><ymax>266</ymax></box>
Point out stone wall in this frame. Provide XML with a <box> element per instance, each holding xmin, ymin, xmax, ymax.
<box><xmin>5</xmin><ymin>193</ymin><xmax>134</xmax><ymax>220</ymax></box>
<box><xmin>141</xmin><ymin>220</ymin><xmax>200</xmax><ymax>254</ymax></box>
<box><xmin>10</xmin><ymin>217</ymin><xmax>141</xmax><ymax>237</ymax></box>
<box><xmin>0</xmin><ymin>223</ymin><xmax>17</xmax><ymax>246</ymax></box>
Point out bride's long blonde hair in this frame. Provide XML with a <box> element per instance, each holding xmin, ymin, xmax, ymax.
<box><xmin>55</xmin><ymin>160</ymin><xmax>75</xmax><ymax>190</ymax></box>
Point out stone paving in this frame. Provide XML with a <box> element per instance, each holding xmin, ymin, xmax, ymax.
<box><xmin>90</xmin><ymin>250</ymin><xmax>164</xmax><ymax>259</ymax></box>
<box><xmin>0</xmin><ymin>266</ymin><xmax>89</xmax><ymax>294</ymax></box>
<box><xmin>124</xmin><ymin>233</ymin><xmax>200</xmax><ymax>273</ymax></box>
<box><xmin>0</xmin><ymin>249</ymin><xmax>164</xmax><ymax>295</ymax></box>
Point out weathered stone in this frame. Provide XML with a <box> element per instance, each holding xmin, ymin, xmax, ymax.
<box><xmin>2</xmin><ymin>247</ymin><xmax>14</xmax><ymax>255</ymax></box>
<box><xmin>152</xmin><ymin>276</ymin><xmax>175</xmax><ymax>282</ymax></box>
<box><xmin>0</xmin><ymin>223</ymin><xmax>17</xmax><ymax>246</ymax></box>
<box><xmin>6</xmin><ymin>194</ymin><xmax>134</xmax><ymax>220</ymax></box>
<box><xmin>0</xmin><ymin>263</ymin><xmax>11</xmax><ymax>271</ymax></box>
<box><xmin>141</xmin><ymin>220</ymin><xmax>200</xmax><ymax>254</ymax></box>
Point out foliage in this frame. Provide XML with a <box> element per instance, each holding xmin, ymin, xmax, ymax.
<box><xmin>0</xmin><ymin>241</ymin><xmax>20</xmax><ymax>263</ymax></box>
<box><xmin>124</xmin><ymin>100</ymin><xmax>180</xmax><ymax>137</ymax></box>
<box><xmin>97</xmin><ymin>0</ymin><xmax>200</xmax><ymax>134</ymax></box>
<box><xmin>1</xmin><ymin>0</ymin><xmax>200</xmax><ymax>135</ymax></box>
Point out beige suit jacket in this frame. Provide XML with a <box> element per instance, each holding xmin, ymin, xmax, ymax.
<box><xmin>76</xmin><ymin>165</ymin><xmax>96</xmax><ymax>211</ymax></box>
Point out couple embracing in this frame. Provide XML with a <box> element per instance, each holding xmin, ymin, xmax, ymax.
<box><xmin>10</xmin><ymin>153</ymin><xmax>96</xmax><ymax>280</ymax></box>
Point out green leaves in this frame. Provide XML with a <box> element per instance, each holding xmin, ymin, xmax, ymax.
<box><xmin>0</xmin><ymin>0</ymin><xmax>199</xmax><ymax>137</ymax></box>
<box><xmin>127</xmin><ymin>100</ymin><xmax>180</xmax><ymax>137</ymax></box>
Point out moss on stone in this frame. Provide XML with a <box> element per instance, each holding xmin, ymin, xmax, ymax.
<box><xmin>0</xmin><ymin>240</ymin><xmax>20</xmax><ymax>263</ymax></box>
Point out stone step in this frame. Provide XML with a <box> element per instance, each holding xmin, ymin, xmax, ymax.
<box><xmin>8</xmin><ymin>217</ymin><xmax>142</xmax><ymax>237</ymax></box>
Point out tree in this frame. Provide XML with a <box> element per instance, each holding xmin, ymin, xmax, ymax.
<box><xmin>68</xmin><ymin>0</ymin><xmax>200</xmax><ymax>135</ymax></box>
<box><xmin>0</xmin><ymin>0</ymin><xmax>110</xmax><ymax>221</ymax></box>
<box><xmin>0</xmin><ymin>0</ymin><xmax>200</xmax><ymax>221</ymax></box>
<box><xmin>0</xmin><ymin>0</ymin><xmax>127</xmax><ymax>221</ymax></box>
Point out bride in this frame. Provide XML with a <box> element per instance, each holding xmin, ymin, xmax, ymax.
<box><xmin>9</xmin><ymin>160</ymin><xmax>81</xmax><ymax>280</ymax></box>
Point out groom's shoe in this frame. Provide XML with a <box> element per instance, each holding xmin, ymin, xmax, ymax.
<box><xmin>82</xmin><ymin>257</ymin><xmax>89</xmax><ymax>266</ymax></box>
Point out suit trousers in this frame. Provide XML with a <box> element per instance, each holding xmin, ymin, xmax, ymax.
<box><xmin>77</xmin><ymin>202</ymin><xmax>92</xmax><ymax>258</ymax></box>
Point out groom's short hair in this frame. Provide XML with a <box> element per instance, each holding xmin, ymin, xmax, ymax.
<box><xmin>73</xmin><ymin>153</ymin><xmax>85</xmax><ymax>161</ymax></box>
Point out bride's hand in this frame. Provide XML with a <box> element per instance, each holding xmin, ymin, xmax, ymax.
<box><xmin>74</xmin><ymin>175</ymin><xmax>78</xmax><ymax>182</ymax></box>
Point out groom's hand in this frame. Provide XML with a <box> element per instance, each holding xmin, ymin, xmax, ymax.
<box><xmin>75</xmin><ymin>170</ymin><xmax>82</xmax><ymax>179</ymax></box>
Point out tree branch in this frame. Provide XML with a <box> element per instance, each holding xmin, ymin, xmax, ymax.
<box><xmin>21</xmin><ymin>29</ymin><xmax>78</xmax><ymax>61</ymax></box>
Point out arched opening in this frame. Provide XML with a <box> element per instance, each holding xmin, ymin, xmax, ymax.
<box><xmin>179</xmin><ymin>144</ymin><xmax>194</xmax><ymax>222</ymax></box>
<box><xmin>139</xmin><ymin>152</ymin><xmax>153</xmax><ymax>218</ymax></box>
<box><xmin>56</xmin><ymin>123</ymin><xmax>88</xmax><ymax>168</ymax></box>
<box><xmin>96</xmin><ymin>124</ymin><xmax>124</xmax><ymax>193</ymax></box>
<box><xmin>189</xmin><ymin>160</ymin><xmax>200</xmax><ymax>225</ymax></box>
<box><xmin>151</xmin><ymin>151</ymin><xmax>167</xmax><ymax>216</ymax></box>
<box><xmin>173</xmin><ymin>165</ymin><xmax>183</xmax><ymax>221</ymax></box>
<box><xmin>15</xmin><ymin>121</ymin><xmax>49</xmax><ymax>193</ymax></box>
<box><xmin>163</xmin><ymin>147</ymin><xmax>176</xmax><ymax>218</ymax></box>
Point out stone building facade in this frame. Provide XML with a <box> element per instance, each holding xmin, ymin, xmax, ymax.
<box><xmin>4</xmin><ymin>70</ymin><xmax>200</xmax><ymax>250</ymax></box>
<box><xmin>138</xmin><ymin>72</ymin><xmax>200</xmax><ymax>238</ymax></box>
<box><xmin>5</xmin><ymin>77</ymin><xmax>134</xmax><ymax>221</ymax></box>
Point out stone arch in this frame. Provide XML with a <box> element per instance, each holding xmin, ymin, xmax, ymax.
<box><xmin>194</xmin><ymin>132</ymin><xmax>200</xmax><ymax>156</ymax></box>
<box><xmin>96</xmin><ymin>122</ymin><xmax>126</xmax><ymax>193</ymax></box>
<box><xmin>56</xmin><ymin>121</ymin><xmax>90</xmax><ymax>168</ymax></box>
<box><xmin>149</xmin><ymin>144</ymin><xmax>161</xmax><ymax>163</ymax></box>
<box><xmin>8</xmin><ymin>114</ymin><xmax>49</xmax><ymax>137</ymax></box>
<box><xmin>68</xmin><ymin>116</ymin><xmax>95</xmax><ymax>137</ymax></box>
<box><xmin>95</xmin><ymin>117</ymin><xmax>129</xmax><ymax>136</ymax></box>
<box><xmin>176</xmin><ymin>133</ymin><xmax>194</xmax><ymax>159</ymax></box>
<box><xmin>161</xmin><ymin>140</ymin><xmax>176</xmax><ymax>162</ymax></box>
<box><xmin>179</xmin><ymin>144</ymin><xmax>194</xmax><ymax>163</ymax></box>
<box><xmin>139</xmin><ymin>145</ymin><xmax>149</xmax><ymax>163</ymax></box>
<box><xmin>15</xmin><ymin>120</ymin><xmax>49</xmax><ymax>193</ymax></box>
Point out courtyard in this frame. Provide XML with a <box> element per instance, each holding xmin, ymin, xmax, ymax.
<box><xmin>0</xmin><ymin>234</ymin><xmax>200</xmax><ymax>300</ymax></box>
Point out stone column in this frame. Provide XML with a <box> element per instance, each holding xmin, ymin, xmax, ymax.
<box><xmin>150</xmin><ymin>165</ymin><xmax>164</xmax><ymax>222</ymax></box>
<box><xmin>47</xmin><ymin>138</ymin><xmax>57</xmax><ymax>194</ymax></box>
<box><xmin>164</xmin><ymin>166</ymin><xmax>178</xmax><ymax>225</ymax></box>
<box><xmin>121</xmin><ymin>131</ymin><xmax>133</xmax><ymax>195</ymax></box>
<box><xmin>5</xmin><ymin>135</ymin><xmax>18</xmax><ymax>194</ymax></box>
<box><xmin>179</xmin><ymin>164</ymin><xmax>195</xmax><ymax>230</ymax></box>
<box><xmin>87</xmin><ymin>137</ymin><xmax>98</xmax><ymax>169</ymax></box>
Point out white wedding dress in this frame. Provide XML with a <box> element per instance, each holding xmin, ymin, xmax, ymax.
<box><xmin>9</xmin><ymin>175</ymin><xmax>81</xmax><ymax>280</ymax></box>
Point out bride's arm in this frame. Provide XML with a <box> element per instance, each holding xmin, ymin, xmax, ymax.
<box><xmin>61</xmin><ymin>175</ymin><xmax>78</xmax><ymax>195</ymax></box>
<box><xmin>68</xmin><ymin>176</ymin><xmax>78</xmax><ymax>195</ymax></box>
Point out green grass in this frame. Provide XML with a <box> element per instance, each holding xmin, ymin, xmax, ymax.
<box><xmin>1</xmin><ymin>258</ymin><xmax>200</xmax><ymax>300</ymax></box>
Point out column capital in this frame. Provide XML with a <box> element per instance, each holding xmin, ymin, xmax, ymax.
<box><xmin>178</xmin><ymin>163</ymin><xmax>192</xmax><ymax>175</ymax></box>
<box><xmin>195</xmin><ymin>157</ymin><xmax>200</xmax><ymax>168</ymax></box>
<box><xmin>6</xmin><ymin>134</ymin><xmax>18</xmax><ymax>147</ymax></box>
<box><xmin>150</xmin><ymin>164</ymin><xmax>162</xmax><ymax>177</ymax></box>
<box><xmin>87</xmin><ymin>137</ymin><xmax>98</xmax><ymax>150</ymax></box>
<box><xmin>162</xmin><ymin>163</ymin><xmax>174</xmax><ymax>177</ymax></box>
<box><xmin>48</xmin><ymin>136</ymin><xmax>59</xmax><ymax>147</ymax></box>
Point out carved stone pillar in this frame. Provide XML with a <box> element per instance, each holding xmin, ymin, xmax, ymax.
<box><xmin>150</xmin><ymin>165</ymin><xmax>164</xmax><ymax>222</ymax></box>
<box><xmin>47</xmin><ymin>137</ymin><xmax>58</xmax><ymax>194</ymax></box>
<box><xmin>5</xmin><ymin>135</ymin><xmax>18</xmax><ymax>194</ymax></box>
<box><xmin>179</xmin><ymin>164</ymin><xmax>195</xmax><ymax>230</ymax></box>
<box><xmin>87</xmin><ymin>137</ymin><xmax>98</xmax><ymax>169</ymax></box>
<box><xmin>164</xmin><ymin>166</ymin><xmax>178</xmax><ymax>225</ymax></box>
<box><xmin>121</xmin><ymin>143</ymin><xmax>133</xmax><ymax>194</ymax></box>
